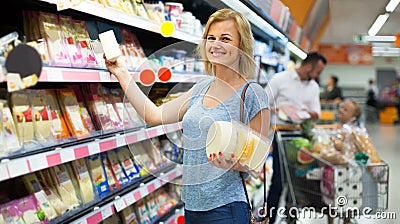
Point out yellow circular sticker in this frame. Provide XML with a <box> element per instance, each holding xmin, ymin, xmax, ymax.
<box><xmin>160</xmin><ymin>21</ymin><xmax>175</xmax><ymax>37</ymax></box>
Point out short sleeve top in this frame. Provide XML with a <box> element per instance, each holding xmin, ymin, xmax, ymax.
<box><xmin>181</xmin><ymin>77</ymin><xmax>269</xmax><ymax>211</ymax></box>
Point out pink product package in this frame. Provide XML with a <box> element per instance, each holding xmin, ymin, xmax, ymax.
<box><xmin>68</xmin><ymin>85</ymin><xmax>96</xmax><ymax>132</ymax></box>
<box><xmin>84</xmin><ymin>84</ymin><xmax>114</xmax><ymax>132</ymax></box>
<box><xmin>0</xmin><ymin>195</ymin><xmax>47</xmax><ymax>223</ymax></box>
<box><xmin>102</xmin><ymin>87</ymin><xmax>124</xmax><ymax>130</ymax></box>
<box><xmin>59</xmin><ymin>15</ymin><xmax>86</xmax><ymax>67</ymax></box>
<box><xmin>39</xmin><ymin>12</ymin><xmax>71</xmax><ymax>67</ymax></box>
<box><xmin>72</xmin><ymin>19</ymin><xmax>98</xmax><ymax>68</ymax></box>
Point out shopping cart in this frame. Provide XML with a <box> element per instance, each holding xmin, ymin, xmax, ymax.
<box><xmin>317</xmin><ymin>103</ymin><xmax>340</xmax><ymax>125</ymax></box>
<box><xmin>276</xmin><ymin>130</ymin><xmax>389</xmax><ymax>223</ymax></box>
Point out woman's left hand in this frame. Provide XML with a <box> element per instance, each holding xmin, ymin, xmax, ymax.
<box><xmin>208</xmin><ymin>152</ymin><xmax>259</xmax><ymax>178</ymax></box>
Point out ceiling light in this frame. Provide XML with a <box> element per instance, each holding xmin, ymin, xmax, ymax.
<box><xmin>287</xmin><ymin>42</ymin><xmax>306</xmax><ymax>59</ymax></box>
<box><xmin>364</xmin><ymin>35</ymin><xmax>396</xmax><ymax>42</ymax></box>
<box><xmin>368</xmin><ymin>13</ymin><xmax>390</xmax><ymax>36</ymax></box>
<box><xmin>386</xmin><ymin>0</ymin><xmax>400</xmax><ymax>12</ymax></box>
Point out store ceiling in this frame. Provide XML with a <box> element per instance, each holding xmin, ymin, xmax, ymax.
<box><xmin>320</xmin><ymin>0</ymin><xmax>400</xmax><ymax>44</ymax></box>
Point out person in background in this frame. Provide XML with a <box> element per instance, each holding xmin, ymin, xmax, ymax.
<box><xmin>265</xmin><ymin>52</ymin><xmax>327</xmax><ymax>223</ymax></box>
<box><xmin>320</xmin><ymin>75</ymin><xmax>343</xmax><ymax>104</ymax></box>
<box><xmin>365</xmin><ymin>78</ymin><xmax>379</xmax><ymax>108</ymax></box>
<box><xmin>105</xmin><ymin>8</ymin><xmax>270</xmax><ymax>224</ymax></box>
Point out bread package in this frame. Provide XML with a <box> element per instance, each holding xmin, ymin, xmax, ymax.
<box><xmin>351</xmin><ymin>129</ymin><xmax>381</xmax><ymax>164</ymax></box>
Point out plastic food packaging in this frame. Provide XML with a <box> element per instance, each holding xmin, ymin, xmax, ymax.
<box><xmin>86</xmin><ymin>154</ymin><xmax>111</xmax><ymax>197</ymax></box>
<box><xmin>68</xmin><ymin>85</ymin><xmax>96</xmax><ymax>133</ymax></box>
<box><xmin>44</xmin><ymin>90</ymin><xmax>71</xmax><ymax>140</ymax></box>
<box><xmin>107</xmin><ymin>150</ymin><xmax>130</xmax><ymax>185</ymax></box>
<box><xmin>206</xmin><ymin>120</ymin><xmax>271</xmax><ymax>172</ymax></box>
<box><xmin>70</xmin><ymin>158</ymin><xmax>96</xmax><ymax>203</ymax></box>
<box><xmin>116</xmin><ymin>146</ymin><xmax>141</xmax><ymax>181</ymax></box>
<box><xmin>57</xmin><ymin>89</ymin><xmax>90</xmax><ymax>139</ymax></box>
<box><xmin>31</xmin><ymin>90</ymin><xmax>54</xmax><ymax>145</ymax></box>
<box><xmin>0</xmin><ymin>100</ymin><xmax>20</xmax><ymax>156</ymax></box>
<box><xmin>72</xmin><ymin>19</ymin><xmax>98</xmax><ymax>68</ymax></box>
<box><xmin>59</xmin><ymin>15</ymin><xmax>85</xmax><ymax>67</ymax></box>
<box><xmin>99</xmin><ymin>30</ymin><xmax>121</xmax><ymax>62</ymax></box>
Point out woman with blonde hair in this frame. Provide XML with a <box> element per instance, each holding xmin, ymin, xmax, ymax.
<box><xmin>105</xmin><ymin>8</ymin><xmax>270</xmax><ymax>223</ymax></box>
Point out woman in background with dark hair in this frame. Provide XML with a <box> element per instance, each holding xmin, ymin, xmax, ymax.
<box><xmin>321</xmin><ymin>75</ymin><xmax>343</xmax><ymax>104</ymax></box>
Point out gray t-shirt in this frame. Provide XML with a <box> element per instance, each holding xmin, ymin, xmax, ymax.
<box><xmin>181</xmin><ymin>77</ymin><xmax>269</xmax><ymax>211</ymax></box>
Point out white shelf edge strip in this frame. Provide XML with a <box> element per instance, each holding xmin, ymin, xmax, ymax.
<box><xmin>0</xmin><ymin>122</ymin><xmax>182</xmax><ymax>181</ymax></box>
<box><xmin>71</xmin><ymin>166</ymin><xmax>183</xmax><ymax>224</ymax></box>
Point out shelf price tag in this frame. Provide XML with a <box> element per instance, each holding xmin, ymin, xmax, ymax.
<box><xmin>101</xmin><ymin>205</ymin><xmax>114</xmax><ymax>220</ymax></box>
<box><xmin>114</xmin><ymin>198</ymin><xmax>127</xmax><ymax>212</ymax></box>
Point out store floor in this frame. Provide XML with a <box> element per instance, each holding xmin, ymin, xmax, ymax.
<box><xmin>275</xmin><ymin>122</ymin><xmax>400</xmax><ymax>224</ymax></box>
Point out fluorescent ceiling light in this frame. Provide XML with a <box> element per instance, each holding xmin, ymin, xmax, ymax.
<box><xmin>287</xmin><ymin>42</ymin><xmax>306</xmax><ymax>59</ymax></box>
<box><xmin>219</xmin><ymin>0</ymin><xmax>287</xmax><ymax>41</ymax></box>
<box><xmin>368</xmin><ymin>13</ymin><xmax>390</xmax><ymax>36</ymax></box>
<box><xmin>364</xmin><ymin>35</ymin><xmax>396</xmax><ymax>42</ymax></box>
<box><xmin>386</xmin><ymin>0</ymin><xmax>400</xmax><ymax>12</ymax></box>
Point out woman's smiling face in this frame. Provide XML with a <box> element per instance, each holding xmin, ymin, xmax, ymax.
<box><xmin>205</xmin><ymin>19</ymin><xmax>241</xmax><ymax>70</ymax></box>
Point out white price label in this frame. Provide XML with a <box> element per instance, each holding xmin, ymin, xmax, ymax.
<box><xmin>0</xmin><ymin>164</ymin><xmax>9</xmax><ymax>181</ymax></box>
<box><xmin>99</xmin><ymin>72</ymin><xmax>111</xmax><ymax>82</ymax></box>
<box><xmin>8</xmin><ymin>159</ymin><xmax>29</xmax><ymax>178</ymax></box>
<box><xmin>88</xmin><ymin>142</ymin><xmax>100</xmax><ymax>155</ymax></box>
<box><xmin>29</xmin><ymin>155</ymin><xmax>48</xmax><ymax>172</ymax></box>
<box><xmin>116</xmin><ymin>135</ymin><xmax>126</xmax><ymax>147</ymax></box>
<box><xmin>101</xmin><ymin>206</ymin><xmax>113</xmax><ymax>220</ymax></box>
<box><xmin>60</xmin><ymin>148</ymin><xmax>75</xmax><ymax>163</ymax></box>
<box><xmin>45</xmin><ymin>69</ymin><xmax>63</xmax><ymax>82</ymax></box>
<box><xmin>125</xmin><ymin>194</ymin><xmax>135</xmax><ymax>206</ymax></box>
<box><xmin>114</xmin><ymin>198</ymin><xmax>127</xmax><ymax>212</ymax></box>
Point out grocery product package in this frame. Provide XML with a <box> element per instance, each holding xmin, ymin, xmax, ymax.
<box><xmin>108</xmin><ymin>88</ymin><xmax>137</xmax><ymax>129</ymax></box>
<box><xmin>351</xmin><ymin>127</ymin><xmax>381</xmax><ymax>164</ymax></box>
<box><xmin>119</xmin><ymin>205</ymin><xmax>139</xmax><ymax>224</ymax></box>
<box><xmin>70</xmin><ymin>158</ymin><xmax>96</xmax><ymax>204</ymax></box>
<box><xmin>82</xmin><ymin>84</ymin><xmax>114</xmax><ymax>133</ymax></box>
<box><xmin>116</xmin><ymin>147</ymin><xmax>141</xmax><ymax>181</ymax></box>
<box><xmin>57</xmin><ymin>89</ymin><xmax>90</xmax><ymax>139</ymax></box>
<box><xmin>0</xmin><ymin>100</ymin><xmax>20</xmax><ymax>157</ymax></box>
<box><xmin>44</xmin><ymin>90</ymin><xmax>71</xmax><ymax>140</ymax></box>
<box><xmin>11</xmin><ymin>91</ymin><xmax>37</xmax><ymax>150</ymax></box>
<box><xmin>134</xmin><ymin>199</ymin><xmax>151</xmax><ymax>224</ymax></box>
<box><xmin>131</xmin><ymin>0</ymin><xmax>151</xmax><ymax>20</ymax></box>
<box><xmin>130</xmin><ymin>141</ymin><xmax>157</xmax><ymax>174</ymax></box>
<box><xmin>31</xmin><ymin>90</ymin><xmax>55</xmax><ymax>146</ymax></box>
<box><xmin>145</xmin><ymin>193</ymin><xmax>158</xmax><ymax>221</ymax></box>
<box><xmin>101</xmin><ymin>152</ymin><xmax>120</xmax><ymax>190</ymax></box>
<box><xmin>38</xmin><ymin>12</ymin><xmax>71</xmax><ymax>67</ymax></box>
<box><xmin>107</xmin><ymin>150</ymin><xmax>130</xmax><ymax>185</ymax></box>
<box><xmin>206</xmin><ymin>120</ymin><xmax>271</xmax><ymax>173</ymax></box>
<box><xmin>0</xmin><ymin>195</ymin><xmax>47</xmax><ymax>223</ymax></box>
<box><xmin>48</xmin><ymin>164</ymin><xmax>81</xmax><ymax>210</ymax></box>
<box><xmin>72</xmin><ymin>19</ymin><xmax>98</xmax><ymax>68</ymax></box>
<box><xmin>68</xmin><ymin>85</ymin><xmax>97</xmax><ymax>133</ymax></box>
<box><xmin>86</xmin><ymin>154</ymin><xmax>111</xmax><ymax>197</ymax></box>
<box><xmin>59</xmin><ymin>15</ymin><xmax>86</xmax><ymax>67</ymax></box>
<box><xmin>101</xmin><ymin>213</ymin><xmax>122</xmax><ymax>224</ymax></box>
<box><xmin>102</xmin><ymin>87</ymin><xmax>124</xmax><ymax>130</ymax></box>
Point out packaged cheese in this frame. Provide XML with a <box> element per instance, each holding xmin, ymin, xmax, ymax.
<box><xmin>101</xmin><ymin>213</ymin><xmax>122</xmax><ymax>224</ymax></box>
<box><xmin>70</xmin><ymin>159</ymin><xmax>96</xmax><ymax>203</ymax></box>
<box><xmin>110</xmin><ymin>88</ymin><xmax>144</xmax><ymax>128</ymax></box>
<box><xmin>0</xmin><ymin>200</ymin><xmax>21</xmax><ymax>223</ymax></box>
<box><xmin>119</xmin><ymin>205</ymin><xmax>139</xmax><ymax>224</ymax></box>
<box><xmin>101</xmin><ymin>153</ymin><xmax>120</xmax><ymax>190</ymax></box>
<box><xmin>72</xmin><ymin>19</ymin><xmax>98</xmax><ymax>68</ymax></box>
<box><xmin>103</xmin><ymin>87</ymin><xmax>123</xmax><ymax>130</ymax></box>
<box><xmin>86</xmin><ymin>154</ymin><xmax>110</xmax><ymax>197</ymax></box>
<box><xmin>36</xmin><ymin>169</ymin><xmax>69</xmax><ymax>215</ymax></box>
<box><xmin>38</xmin><ymin>12</ymin><xmax>71</xmax><ymax>67</ymax></box>
<box><xmin>145</xmin><ymin>193</ymin><xmax>158</xmax><ymax>221</ymax></box>
<box><xmin>206</xmin><ymin>120</ymin><xmax>271</xmax><ymax>173</ymax></box>
<box><xmin>1</xmin><ymin>101</ymin><xmax>20</xmax><ymax>156</ymax></box>
<box><xmin>44</xmin><ymin>90</ymin><xmax>70</xmax><ymax>140</ymax></box>
<box><xmin>116</xmin><ymin>147</ymin><xmax>141</xmax><ymax>181</ymax></box>
<box><xmin>11</xmin><ymin>91</ymin><xmax>37</xmax><ymax>150</ymax></box>
<box><xmin>49</xmin><ymin>164</ymin><xmax>80</xmax><ymax>210</ymax></box>
<box><xmin>59</xmin><ymin>15</ymin><xmax>86</xmax><ymax>67</ymax></box>
<box><xmin>83</xmin><ymin>84</ymin><xmax>114</xmax><ymax>132</ymax></box>
<box><xmin>130</xmin><ymin>141</ymin><xmax>157</xmax><ymax>174</ymax></box>
<box><xmin>31</xmin><ymin>90</ymin><xmax>54</xmax><ymax>144</ymax></box>
<box><xmin>134</xmin><ymin>199</ymin><xmax>151</xmax><ymax>224</ymax></box>
<box><xmin>107</xmin><ymin>150</ymin><xmax>129</xmax><ymax>185</ymax></box>
<box><xmin>17</xmin><ymin>195</ymin><xmax>47</xmax><ymax>223</ymax></box>
<box><xmin>57</xmin><ymin>89</ymin><xmax>90</xmax><ymax>139</ymax></box>
<box><xmin>68</xmin><ymin>85</ymin><xmax>96</xmax><ymax>133</ymax></box>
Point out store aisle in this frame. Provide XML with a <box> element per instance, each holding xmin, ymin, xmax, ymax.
<box><xmin>277</xmin><ymin>123</ymin><xmax>400</xmax><ymax>224</ymax></box>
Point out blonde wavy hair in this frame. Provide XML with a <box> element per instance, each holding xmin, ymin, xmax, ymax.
<box><xmin>196</xmin><ymin>8</ymin><xmax>255</xmax><ymax>79</ymax></box>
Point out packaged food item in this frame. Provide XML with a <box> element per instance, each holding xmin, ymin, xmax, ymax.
<box><xmin>1</xmin><ymin>101</ymin><xmax>20</xmax><ymax>156</ymax></box>
<box><xmin>35</xmin><ymin>170</ymin><xmax>69</xmax><ymax>215</ymax></box>
<box><xmin>206</xmin><ymin>120</ymin><xmax>271</xmax><ymax>172</ymax></box>
<box><xmin>120</xmin><ymin>0</ymin><xmax>135</xmax><ymax>14</ymax></box>
<box><xmin>21</xmin><ymin>173</ymin><xmax>58</xmax><ymax>220</ymax></box>
<box><xmin>11</xmin><ymin>91</ymin><xmax>36</xmax><ymax>149</ymax></box>
<box><xmin>90</xmin><ymin>39</ymin><xmax>107</xmax><ymax>69</ymax></box>
<box><xmin>68</xmin><ymin>85</ymin><xmax>96</xmax><ymax>133</ymax></box>
<box><xmin>134</xmin><ymin>199</ymin><xmax>151</xmax><ymax>224</ymax></box>
<box><xmin>107</xmin><ymin>150</ymin><xmax>129</xmax><ymax>185</ymax></box>
<box><xmin>31</xmin><ymin>90</ymin><xmax>54</xmax><ymax>144</ymax></box>
<box><xmin>70</xmin><ymin>159</ymin><xmax>96</xmax><ymax>203</ymax></box>
<box><xmin>101</xmin><ymin>213</ymin><xmax>122</xmax><ymax>224</ymax></box>
<box><xmin>119</xmin><ymin>205</ymin><xmax>139</xmax><ymax>224</ymax></box>
<box><xmin>44</xmin><ymin>90</ymin><xmax>70</xmax><ymax>140</ymax></box>
<box><xmin>0</xmin><ymin>200</ymin><xmax>21</xmax><ymax>223</ymax></box>
<box><xmin>110</xmin><ymin>88</ymin><xmax>144</xmax><ymax>128</ymax></box>
<box><xmin>49</xmin><ymin>164</ymin><xmax>81</xmax><ymax>210</ymax></box>
<box><xmin>59</xmin><ymin>15</ymin><xmax>85</xmax><ymax>67</ymax></box>
<box><xmin>83</xmin><ymin>84</ymin><xmax>114</xmax><ymax>132</ymax></box>
<box><xmin>351</xmin><ymin>128</ymin><xmax>381</xmax><ymax>164</ymax></box>
<box><xmin>72</xmin><ymin>19</ymin><xmax>98</xmax><ymax>68</ymax></box>
<box><xmin>38</xmin><ymin>12</ymin><xmax>71</xmax><ymax>67</ymax></box>
<box><xmin>99</xmin><ymin>30</ymin><xmax>121</xmax><ymax>63</ymax></box>
<box><xmin>131</xmin><ymin>0</ymin><xmax>151</xmax><ymax>20</ymax></box>
<box><xmin>149</xmin><ymin>137</ymin><xmax>167</xmax><ymax>166</ymax></box>
<box><xmin>17</xmin><ymin>195</ymin><xmax>47</xmax><ymax>223</ymax></box>
<box><xmin>86</xmin><ymin>154</ymin><xmax>111</xmax><ymax>197</ymax></box>
<box><xmin>131</xmin><ymin>141</ymin><xmax>157</xmax><ymax>173</ymax></box>
<box><xmin>57</xmin><ymin>89</ymin><xmax>90</xmax><ymax>139</ymax></box>
<box><xmin>109</xmin><ymin>88</ymin><xmax>136</xmax><ymax>129</ymax></box>
<box><xmin>154</xmin><ymin>188</ymin><xmax>176</xmax><ymax>216</ymax></box>
<box><xmin>101</xmin><ymin>153</ymin><xmax>120</xmax><ymax>190</ymax></box>
<box><xmin>145</xmin><ymin>193</ymin><xmax>158</xmax><ymax>221</ymax></box>
<box><xmin>116</xmin><ymin>147</ymin><xmax>141</xmax><ymax>181</ymax></box>
<box><xmin>103</xmin><ymin>87</ymin><xmax>124</xmax><ymax>130</ymax></box>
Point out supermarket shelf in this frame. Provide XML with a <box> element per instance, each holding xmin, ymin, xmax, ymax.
<box><xmin>38</xmin><ymin>67</ymin><xmax>206</xmax><ymax>83</ymax></box>
<box><xmin>0</xmin><ymin>122</ymin><xmax>182</xmax><ymax>182</ymax></box>
<box><xmin>67</xmin><ymin>165</ymin><xmax>183</xmax><ymax>224</ymax></box>
<box><xmin>38</xmin><ymin>0</ymin><xmax>200</xmax><ymax>44</ymax></box>
<box><xmin>153</xmin><ymin>201</ymin><xmax>184</xmax><ymax>224</ymax></box>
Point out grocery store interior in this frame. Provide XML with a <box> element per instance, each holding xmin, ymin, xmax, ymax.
<box><xmin>0</xmin><ymin>0</ymin><xmax>399</xmax><ymax>223</ymax></box>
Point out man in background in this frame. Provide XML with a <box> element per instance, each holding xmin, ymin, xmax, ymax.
<box><xmin>265</xmin><ymin>52</ymin><xmax>327</xmax><ymax>223</ymax></box>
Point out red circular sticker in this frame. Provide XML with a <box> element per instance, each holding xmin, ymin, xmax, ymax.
<box><xmin>177</xmin><ymin>215</ymin><xmax>184</xmax><ymax>224</ymax></box>
<box><xmin>158</xmin><ymin>67</ymin><xmax>172</xmax><ymax>82</ymax></box>
<box><xmin>139</xmin><ymin>69</ymin><xmax>156</xmax><ymax>86</ymax></box>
